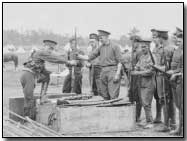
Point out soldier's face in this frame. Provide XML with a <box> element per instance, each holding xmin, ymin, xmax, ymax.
<box><xmin>141</xmin><ymin>45</ymin><xmax>148</xmax><ymax>54</ymax></box>
<box><xmin>99</xmin><ymin>35</ymin><xmax>109</xmax><ymax>45</ymax></box>
<box><xmin>89</xmin><ymin>39</ymin><xmax>97</xmax><ymax>47</ymax></box>
<box><xmin>44</xmin><ymin>44</ymin><xmax>54</xmax><ymax>51</ymax></box>
<box><xmin>152</xmin><ymin>36</ymin><xmax>160</xmax><ymax>45</ymax></box>
<box><xmin>132</xmin><ymin>42</ymin><xmax>139</xmax><ymax>50</ymax></box>
<box><xmin>152</xmin><ymin>32</ymin><xmax>160</xmax><ymax>44</ymax></box>
<box><xmin>176</xmin><ymin>38</ymin><xmax>183</xmax><ymax>47</ymax></box>
<box><xmin>172</xmin><ymin>35</ymin><xmax>178</xmax><ymax>45</ymax></box>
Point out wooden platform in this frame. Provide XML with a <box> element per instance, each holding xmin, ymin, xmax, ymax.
<box><xmin>9</xmin><ymin>94</ymin><xmax>136</xmax><ymax>135</ymax></box>
<box><xmin>55</xmin><ymin>104</ymin><xmax>136</xmax><ymax>134</ymax></box>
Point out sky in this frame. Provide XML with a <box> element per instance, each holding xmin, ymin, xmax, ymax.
<box><xmin>3</xmin><ymin>3</ymin><xmax>183</xmax><ymax>39</ymax></box>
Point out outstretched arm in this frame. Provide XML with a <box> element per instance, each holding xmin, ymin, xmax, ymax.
<box><xmin>36</xmin><ymin>51</ymin><xmax>76</xmax><ymax>65</ymax></box>
<box><xmin>77</xmin><ymin>47</ymin><xmax>100</xmax><ymax>61</ymax></box>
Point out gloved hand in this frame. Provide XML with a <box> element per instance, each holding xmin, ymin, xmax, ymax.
<box><xmin>113</xmin><ymin>73</ymin><xmax>121</xmax><ymax>83</ymax></box>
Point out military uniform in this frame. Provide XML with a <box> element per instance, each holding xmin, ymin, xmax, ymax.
<box><xmin>169</xmin><ymin>32</ymin><xmax>183</xmax><ymax>135</ymax></box>
<box><xmin>87</xmin><ymin>34</ymin><xmax>102</xmax><ymax>96</ymax></box>
<box><xmin>20</xmin><ymin>40</ymin><xmax>68</xmax><ymax>120</ymax></box>
<box><xmin>123</xmin><ymin>36</ymin><xmax>143</xmax><ymax>122</ymax></box>
<box><xmin>133</xmin><ymin>40</ymin><xmax>155</xmax><ymax>124</ymax></box>
<box><xmin>88</xmin><ymin>30</ymin><xmax>123</xmax><ymax>100</ymax></box>
<box><xmin>151</xmin><ymin>29</ymin><xmax>176</xmax><ymax>131</ymax></box>
<box><xmin>62</xmin><ymin>47</ymin><xmax>84</xmax><ymax>94</ymax></box>
<box><xmin>20</xmin><ymin>69</ymin><xmax>36</xmax><ymax>120</ymax></box>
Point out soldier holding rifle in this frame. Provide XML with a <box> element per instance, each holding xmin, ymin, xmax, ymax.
<box><xmin>131</xmin><ymin>39</ymin><xmax>155</xmax><ymax>128</ymax></box>
<box><xmin>151</xmin><ymin>29</ymin><xmax>176</xmax><ymax>132</ymax></box>
<box><xmin>62</xmin><ymin>38</ymin><xmax>84</xmax><ymax>94</ymax></box>
<box><xmin>86</xmin><ymin>33</ymin><xmax>102</xmax><ymax>96</ymax></box>
<box><xmin>77</xmin><ymin>30</ymin><xmax>123</xmax><ymax>100</ymax></box>
<box><xmin>20</xmin><ymin>40</ymin><xmax>76</xmax><ymax>120</ymax></box>
<box><xmin>126</xmin><ymin>35</ymin><xmax>143</xmax><ymax>122</ymax></box>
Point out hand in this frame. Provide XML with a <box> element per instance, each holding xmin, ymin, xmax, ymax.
<box><xmin>113</xmin><ymin>73</ymin><xmax>120</xmax><ymax>83</ymax></box>
<box><xmin>170</xmin><ymin>74</ymin><xmax>177</xmax><ymax>81</ymax></box>
<box><xmin>167</xmin><ymin>70</ymin><xmax>175</xmax><ymax>74</ymax></box>
<box><xmin>170</xmin><ymin>72</ymin><xmax>182</xmax><ymax>81</ymax></box>
<box><xmin>86</xmin><ymin>62</ymin><xmax>91</xmax><ymax>68</ymax></box>
<box><xmin>130</xmin><ymin>71</ymin><xmax>140</xmax><ymax>75</ymax></box>
<box><xmin>134</xmin><ymin>66</ymin><xmax>140</xmax><ymax>71</ymax></box>
<box><xmin>67</xmin><ymin>60</ymin><xmax>77</xmax><ymax>66</ymax></box>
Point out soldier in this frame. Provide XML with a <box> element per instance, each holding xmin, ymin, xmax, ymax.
<box><xmin>151</xmin><ymin>29</ymin><xmax>176</xmax><ymax>132</ymax></box>
<box><xmin>131</xmin><ymin>39</ymin><xmax>155</xmax><ymax>128</ymax></box>
<box><xmin>20</xmin><ymin>40</ymin><xmax>76</xmax><ymax>120</ymax></box>
<box><xmin>77</xmin><ymin>30</ymin><xmax>123</xmax><ymax>100</ymax></box>
<box><xmin>167</xmin><ymin>31</ymin><xmax>183</xmax><ymax>136</ymax></box>
<box><xmin>172</xmin><ymin>27</ymin><xmax>183</xmax><ymax>43</ymax></box>
<box><xmin>87</xmin><ymin>33</ymin><xmax>102</xmax><ymax>96</ymax></box>
<box><xmin>124</xmin><ymin>35</ymin><xmax>143</xmax><ymax>122</ymax></box>
<box><xmin>62</xmin><ymin>38</ymin><xmax>84</xmax><ymax>94</ymax></box>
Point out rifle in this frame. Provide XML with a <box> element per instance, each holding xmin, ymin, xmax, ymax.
<box><xmin>128</xmin><ymin>44</ymin><xmax>136</xmax><ymax>103</ymax></box>
<box><xmin>151</xmin><ymin>65</ymin><xmax>171</xmax><ymax>78</ymax></box>
<box><xmin>71</xmin><ymin>28</ymin><xmax>77</xmax><ymax>93</ymax></box>
<box><xmin>162</xmin><ymin>44</ymin><xmax>169</xmax><ymax>124</ymax></box>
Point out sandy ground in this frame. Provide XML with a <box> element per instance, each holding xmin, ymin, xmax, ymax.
<box><xmin>3</xmin><ymin>56</ymin><xmax>179</xmax><ymax>137</ymax></box>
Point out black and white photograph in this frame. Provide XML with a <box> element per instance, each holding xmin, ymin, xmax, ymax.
<box><xmin>2</xmin><ymin>2</ymin><xmax>184</xmax><ymax>137</ymax></box>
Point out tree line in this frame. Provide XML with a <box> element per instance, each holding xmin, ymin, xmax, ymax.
<box><xmin>3</xmin><ymin>29</ymin><xmax>134</xmax><ymax>48</ymax></box>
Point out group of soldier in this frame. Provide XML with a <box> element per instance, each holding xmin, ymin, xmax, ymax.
<box><xmin>126</xmin><ymin>28</ymin><xmax>183</xmax><ymax>136</ymax></box>
<box><xmin>20</xmin><ymin>27</ymin><xmax>183</xmax><ymax>136</ymax></box>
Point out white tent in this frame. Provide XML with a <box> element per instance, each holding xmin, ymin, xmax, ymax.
<box><xmin>3</xmin><ymin>44</ymin><xmax>16</xmax><ymax>54</ymax></box>
<box><xmin>16</xmin><ymin>47</ymin><xmax>26</xmax><ymax>54</ymax></box>
<box><xmin>6</xmin><ymin>44</ymin><xmax>16</xmax><ymax>51</ymax></box>
<box><xmin>3</xmin><ymin>47</ymin><xmax>10</xmax><ymax>54</ymax></box>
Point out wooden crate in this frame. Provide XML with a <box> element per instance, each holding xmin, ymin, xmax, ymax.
<box><xmin>51</xmin><ymin>104</ymin><xmax>136</xmax><ymax>134</ymax></box>
<box><xmin>9</xmin><ymin>97</ymin><xmax>24</xmax><ymax>122</ymax></box>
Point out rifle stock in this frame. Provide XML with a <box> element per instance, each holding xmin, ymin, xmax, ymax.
<box><xmin>70</xmin><ymin>28</ymin><xmax>77</xmax><ymax>93</ymax></box>
<box><xmin>151</xmin><ymin>65</ymin><xmax>171</xmax><ymax>78</ymax></box>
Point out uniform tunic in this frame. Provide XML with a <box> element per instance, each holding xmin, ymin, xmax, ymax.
<box><xmin>62</xmin><ymin>49</ymin><xmax>84</xmax><ymax>94</ymax></box>
<box><xmin>135</xmin><ymin>53</ymin><xmax>155</xmax><ymax>123</ymax></box>
<box><xmin>122</xmin><ymin>50</ymin><xmax>143</xmax><ymax>121</ymax></box>
<box><xmin>152</xmin><ymin>45</ymin><xmax>174</xmax><ymax>99</ymax></box>
<box><xmin>152</xmin><ymin>45</ymin><xmax>176</xmax><ymax>127</ymax></box>
<box><xmin>170</xmin><ymin>46</ymin><xmax>183</xmax><ymax>134</ymax></box>
<box><xmin>88</xmin><ymin>41</ymin><xmax>123</xmax><ymax>100</ymax></box>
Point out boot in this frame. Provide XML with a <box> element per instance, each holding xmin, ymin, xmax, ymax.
<box><xmin>136</xmin><ymin>103</ymin><xmax>142</xmax><ymax>122</ymax></box>
<box><xmin>153</xmin><ymin>101</ymin><xmax>162</xmax><ymax>123</ymax></box>
<box><xmin>157</xmin><ymin>125</ymin><xmax>170</xmax><ymax>132</ymax></box>
<box><xmin>170</xmin><ymin>127</ymin><xmax>181</xmax><ymax>136</ymax></box>
<box><xmin>169</xmin><ymin>100</ymin><xmax>176</xmax><ymax>130</ymax></box>
<box><xmin>143</xmin><ymin>122</ymin><xmax>154</xmax><ymax>129</ymax></box>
